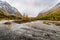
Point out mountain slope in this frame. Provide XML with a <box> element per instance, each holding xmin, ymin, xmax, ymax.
<box><xmin>38</xmin><ymin>3</ymin><xmax>60</xmax><ymax>17</ymax></box>
<box><xmin>0</xmin><ymin>9</ymin><xmax>21</xmax><ymax>20</ymax></box>
<box><xmin>37</xmin><ymin>3</ymin><xmax>60</xmax><ymax>20</ymax></box>
<box><xmin>0</xmin><ymin>0</ymin><xmax>22</xmax><ymax>17</ymax></box>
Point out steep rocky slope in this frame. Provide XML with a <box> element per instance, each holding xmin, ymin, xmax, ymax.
<box><xmin>0</xmin><ymin>0</ymin><xmax>22</xmax><ymax>17</ymax></box>
<box><xmin>38</xmin><ymin>3</ymin><xmax>60</xmax><ymax>17</ymax></box>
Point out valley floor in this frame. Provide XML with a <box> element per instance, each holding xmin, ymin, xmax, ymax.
<box><xmin>0</xmin><ymin>20</ymin><xmax>60</xmax><ymax>40</ymax></box>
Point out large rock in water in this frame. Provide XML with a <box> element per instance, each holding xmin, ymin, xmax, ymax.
<box><xmin>0</xmin><ymin>0</ymin><xmax>22</xmax><ymax>17</ymax></box>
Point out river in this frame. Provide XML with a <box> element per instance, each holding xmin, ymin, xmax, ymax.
<box><xmin>0</xmin><ymin>20</ymin><xmax>60</xmax><ymax>40</ymax></box>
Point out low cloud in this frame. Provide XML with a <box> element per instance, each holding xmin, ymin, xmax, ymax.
<box><xmin>4</xmin><ymin>0</ymin><xmax>60</xmax><ymax>17</ymax></box>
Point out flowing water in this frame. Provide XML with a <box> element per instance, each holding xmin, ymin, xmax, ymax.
<box><xmin>0</xmin><ymin>21</ymin><xmax>60</xmax><ymax>40</ymax></box>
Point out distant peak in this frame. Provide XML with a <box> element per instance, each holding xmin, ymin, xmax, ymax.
<box><xmin>56</xmin><ymin>3</ymin><xmax>60</xmax><ymax>6</ymax></box>
<box><xmin>0</xmin><ymin>0</ymin><xmax>5</xmax><ymax>1</ymax></box>
<box><xmin>0</xmin><ymin>0</ymin><xmax>2</xmax><ymax>2</ymax></box>
<box><xmin>0</xmin><ymin>0</ymin><xmax>6</xmax><ymax>3</ymax></box>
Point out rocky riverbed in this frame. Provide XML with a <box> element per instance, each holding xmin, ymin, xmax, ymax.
<box><xmin>0</xmin><ymin>20</ymin><xmax>60</xmax><ymax>40</ymax></box>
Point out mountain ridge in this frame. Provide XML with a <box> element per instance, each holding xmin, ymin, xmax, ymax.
<box><xmin>0</xmin><ymin>0</ymin><xmax>22</xmax><ymax>17</ymax></box>
<box><xmin>38</xmin><ymin>3</ymin><xmax>60</xmax><ymax>17</ymax></box>
<box><xmin>37</xmin><ymin>3</ymin><xmax>60</xmax><ymax>20</ymax></box>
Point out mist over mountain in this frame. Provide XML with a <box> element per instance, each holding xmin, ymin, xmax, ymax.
<box><xmin>37</xmin><ymin>3</ymin><xmax>60</xmax><ymax>20</ymax></box>
<box><xmin>0</xmin><ymin>0</ymin><xmax>22</xmax><ymax>17</ymax></box>
<box><xmin>38</xmin><ymin>3</ymin><xmax>60</xmax><ymax>16</ymax></box>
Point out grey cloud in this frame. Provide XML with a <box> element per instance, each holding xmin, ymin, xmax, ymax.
<box><xmin>4</xmin><ymin>0</ymin><xmax>60</xmax><ymax>17</ymax></box>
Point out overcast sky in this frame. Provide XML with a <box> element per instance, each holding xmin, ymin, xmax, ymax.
<box><xmin>2</xmin><ymin>0</ymin><xmax>60</xmax><ymax>17</ymax></box>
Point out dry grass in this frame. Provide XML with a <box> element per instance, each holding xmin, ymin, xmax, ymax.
<box><xmin>13</xmin><ymin>20</ymin><xmax>22</xmax><ymax>24</ymax></box>
<box><xmin>43</xmin><ymin>21</ymin><xmax>60</xmax><ymax>26</ymax></box>
<box><xmin>52</xmin><ymin>22</ymin><xmax>60</xmax><ymax>26</ymax></box>
<box><xmin>43</xmin><ymin>21</ymin><xmax>51</xmax><ymax>25</ymax></box>
<box><xmin>13</xmin><ymin>20</ymin><xmax>30</xmax><ymax>24</ymax></box>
